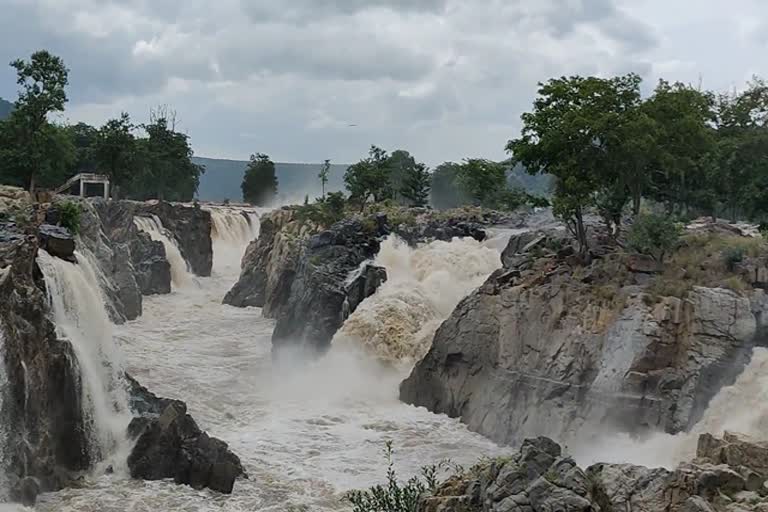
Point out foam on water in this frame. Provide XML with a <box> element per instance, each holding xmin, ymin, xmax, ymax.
<box><xmin>35</xmin><ymin>227</ymin><xmax>506</xmax><ymax>511</ymax></box>
<box><xmin>334</xmin><ymin>233</ymin><xmax>508</xmax><ymax>364</ymax></box>
<box><xmin>133</xmin><ymin>215</ymin><xmax>191</xmax><ymax>288</ymax></box>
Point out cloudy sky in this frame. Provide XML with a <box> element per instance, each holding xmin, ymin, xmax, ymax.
<box><xmin>0</xmin><ymin>0</ymin><xmax>765</xmax><ymax>165</ymax></box>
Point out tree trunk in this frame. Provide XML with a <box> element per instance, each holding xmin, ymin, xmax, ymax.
<box><xmin>29</xmin><ymin>173</ymin><xmax>36</xmax><ymax>196</ymax></box>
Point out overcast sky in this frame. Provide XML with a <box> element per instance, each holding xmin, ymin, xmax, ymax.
<box><xmin>1</xmin><ymin>0</ymin><xmax>766</xmax><ymax>165</ymax></box>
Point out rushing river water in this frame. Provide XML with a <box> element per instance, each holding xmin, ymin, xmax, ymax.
<box><xmin>33</xmin><ymin>209</ymin><xmax>506</xmax><ymax>511</ymax></box>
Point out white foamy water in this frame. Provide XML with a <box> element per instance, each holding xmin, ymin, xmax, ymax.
<box><xmin>36</xmin><ymin>250</ymin><xmax>133</xmax><ymax>473</ymax></box>
<box><xmin>204</xmin><ymin>206</ymin><xmax>266</xmax><ymax>273</ymax></box>
<box><xmin>334</xmin><ymin>234</ymin><xmax>508</xmax><ymax>364</ymax></box>
<box><xmin>133</xmin><ymin>215</ymin><xmax>191</xmax><ymax>288</ymax></box>
<box><xmin>35</xmin><ymin>220</ymin><xmax>505</xmax><ymax>511</ymax></box>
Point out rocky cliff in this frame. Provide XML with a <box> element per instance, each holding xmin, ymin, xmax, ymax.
<box><xmin>0</xmin><ymin>223</ymin><xmax>89</xmax><ymax>504</ymax></box>
<box><xmin>401</xmin><ymin>225</ymin><xmax>768</xmax><ymax>446</ymax></box>
<box><xmin>224</xmin><ymin>207</ymin><xmax>507</xmax><ymax>355</ymax></box>
<box><xmin>420</xmin><ymin>432</ymin><xmax>768</xmax><ymax>512</ymax></box>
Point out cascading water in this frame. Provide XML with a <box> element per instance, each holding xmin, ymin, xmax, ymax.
<box><xmin>333</xmin><ymin>234</ymin><xmax>508</xmax><ymax>364</ymax></box>
<box><xmin>133</xmin><ymin>215</ymin><xmax>191</xmax><ymax>288</ymax></box>
<box><xmin>204</xmin><ymin>206</ymin><xmax>264</xmax><ymax>274</ymax></box>
<box><xmin>36</xmin><ymin>250</ymin><xmax>133</xmax><ymax>473</ymax></box>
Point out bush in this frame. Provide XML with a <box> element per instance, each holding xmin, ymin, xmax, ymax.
<box><xmin>627</xmin><ymin>213</ymin><xmax>681</xmax><ymax>263</ymax></box>
<box><xmin>721</xmin><ymin>246</ymin><xmax>745</xmax><ymax>272</ymax></box>
<box><xmin>58</xmin><ymin>201</ymin><xmax>81</xmax><ymax>234</ymax></box>
<box><xmin>295</xmin><ymin>191</ymin><xmax>348</xmax><ymax>228</ymax></box>
<box><xmin>345</xmin><ymin>441</ymin><xmax>441</xmax><ymax>512</ymax></box>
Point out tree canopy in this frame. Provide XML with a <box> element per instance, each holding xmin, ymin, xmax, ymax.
<box><xmin>242</xmin><ymin>153</ymin><xmax>278</xmax><ymax>205</ymax></box>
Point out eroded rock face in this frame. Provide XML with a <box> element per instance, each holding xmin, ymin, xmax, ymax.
<box><xmin>421</xmin><ymin>433</ymin><xmax>768</xmax><ymax>512</ymax></box>
<box><xmin>125</xmin><ymin>377</ymin><xmax>245</xmax><ymax>494</ymax></box>
<box><xmin>141</xmin><ymin>201</ymin><xmax>212</xmax><ymax>277</ymax></box>
<box><xmin>0</xmin><ymin>224</ymin><xmax>89</xmax><ymax>504</ymax></box>
<box><xmin>401</xmin><ymin>229</ymin><xmax>766</xmax><ymax>445</ymax></box>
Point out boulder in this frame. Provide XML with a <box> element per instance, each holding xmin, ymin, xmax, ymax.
<box><xmin>126</xmin><ymin>377</ymin><xmax>245</xmax><ymax>494</ymax></box>
<box><xmin>37</xmin><ymin>224</ymin><xmax>75</xmax><ymax>262</ymax></box>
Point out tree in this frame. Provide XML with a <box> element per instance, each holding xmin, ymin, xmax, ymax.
<box><xmin>242</xmin><ymin>153</ymin><xmax>278</xmax><ymax>205</ymax></box>
<box><xmin>430</xmin><ymin>162</ymin><xmax>467</xmax><ymax>209</ymax></box>
<box><xmin>66</xmin><ymin>122</ymin><xmax>98</xmax><ymax>173</ymax></box>
<box><xmin>455</xmin><ymin>158</ymin><xmax>507</xmax><ymax>206</ymax></box>
<box><xmin>387</xmin><ymin>149</ymin><xmax>418</xmax><ymax>204</ymax></box>
<box><xmin>93</xmin><ymin>113</ymin><xmax>136</xmax><ymax>197</ymax></box>
<box><xmin>318</xmin><ymin>159</ymin><xmax>331</xmax><ymax>200</ymax></box>
<box><xmin>400</xmin><ymin>162</ymin><xmax>431</xmax><ymax>207</ymax></box>
<box><xmin>344</xmin><ymin>145</ymin><xmax>392</xmax><ymax>209</ymax></box>
<box><xmin>627</xmin><ymin>213</ymin><xmax>681</xmax><ymax>263</ymax></box>
<box><xmin>3</xmin><ymin>50</ymin><xmax>69</xmax><ymax>191</ymax></box>
<box><xmin>507</xmin><ymin>74</ymin><xmax>642</xmax><ymax>256</ymax></box>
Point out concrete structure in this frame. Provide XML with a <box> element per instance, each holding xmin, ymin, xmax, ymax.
<box><xmin>54</xmin><ymin>173</ymin><xmax>110</xmax><ymax>199</ymax></box>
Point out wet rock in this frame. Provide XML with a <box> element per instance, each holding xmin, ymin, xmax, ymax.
<box><xmin>10</xmin><ymin>476</ymin><xmax>41</xmax><ymax>507</ymax></box>
<box><xmin>345</xmin><ymin>264</ymin><xmax>388</xmax><ymax>317</ymax></box>
<box><xmin>126</xmin><ymin>376</ymin><xmax>245</xmax><ymax>494</ymax></box>
<box><xmin>141</xmin><ymin>201</ymin><xmax>212</xmax><ymax>277</ymax></box>
<box><xmin>37</xmin><ymin>224</ymin><xmax>75</xmax><ymax>262</ymax></box>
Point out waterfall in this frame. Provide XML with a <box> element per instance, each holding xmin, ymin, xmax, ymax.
<box><xmin>204</xmin><ymin>206</ymin><xmax>264</xmax><ymax>274</ymax></box>
<box><xmin>333</xmin><ymin>234</ymin><xmax>508</xmax><ymax>365</ymax></box>
<box><xmin>36</xmin><ymin>250</ymin><xmax>133</xmax><ymax>472</ymax></box>
<box><xmin>133</xmin><ymin>215</ymin><xmax>191</xmax><ymax>288</ymax></box>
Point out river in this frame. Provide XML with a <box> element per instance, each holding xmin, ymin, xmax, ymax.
<box><xmin>33</xmin><ymin>209</ymin><xmax>506</xmax><ymax>511</ymax></box>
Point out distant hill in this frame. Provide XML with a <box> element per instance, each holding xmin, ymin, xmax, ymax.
<box><xmin>0</xmin><ymin>98</ymin><xmax>13</xmax><ymax>120</ymax></box>
<box><xmin>193</xmin><ymin>156</ymin><xmax>349</xmax><ymax>203</ymax></box>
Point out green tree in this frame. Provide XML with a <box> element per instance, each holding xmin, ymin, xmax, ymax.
<box><xmin>344</xmin><ymin>145</ymin><xmax>392</xmax><ymax>209</ymax></box>
<box><xmin>507</xmin><ymin>74</ymin><xmax>642</xmax><ymax>255</ymax></box>
<box><xmin>400</xmin><ymin>162</ymin><xmax>431</xmax><ymax>207</ymax></box>
<box><xmin>65</xmin><ymin>121</ymin><xmax>98</xmax><ymax>172</ymax></box>
<box><xmin>387</xmin><ymin>149</ymin><xmax>418</xmax><ymax>204</ymax></box>
<box><xmin>318</xmin><ymin>159</ymin><xmax>331</xmax><ymax>200</ymax></box>
<box><xmin>430</xmin><ymin>162</ymin><xmax>467</xmax><ymax>209</ymax></box>
<box><xmin>242</xmin><ymin>153</ymin><xmax>278</xmax><ymax>205</ymax></box>
<box><xmin>93</xmin><ymin>113</ymin><xmax>136</xmax><ymax>198</ymax></box>
<box><xmin>455</xmin><ymin>158</ymin><xmax>506</xmax><ymax>206</ymax></box>
<box><xmin>627</xmin><ymin>213</ymin><xmax>681</xmax><ymax>263</ymax></box>
<box><xmin>2</xmin><ymin>50</ymin><xmax>69</xmax><ymax>191</ymax></box>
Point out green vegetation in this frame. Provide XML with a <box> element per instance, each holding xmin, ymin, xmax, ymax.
<box><xmin>295</xmin><ymin>191</ymin><xmax>347</xmax><ymax>227</ymax></box>
<box><xmin>345</xmin><ymin>441</ymin><xmax>442</xmax><ymax>512</ymax></box>
<box><xmin>627</xmin><ymin>214</ymin><xmax>682</xmax><ymax>263</ymax></box>
<box><xmin>58</xmin><ymin>200</ymin><xmax>81</xmax><ymax>234</ymax></box>
<box><xmin>0</xmin><ymin>51</ymin><xmax>204</xmax><ymax>201</ymax></box>
<box><xmin>318</xmin><ymin>159</ymin><xmax>331</xmax><ymax>200</ymax></box>
<box><xmin>241</xmin><ymin>153</ymin><xmax>278</xmax><ymax>205</ymax></box>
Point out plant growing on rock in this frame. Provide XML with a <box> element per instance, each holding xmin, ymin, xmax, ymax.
<box><xmin>627</xmin><ymin>213</ymin><xmax>681</xmax><ymax>263</ymax></box>
<box><xmin>345</xmin><ymin>441</ymin><xmax>443</xmax><ymax>512</ymax></box>
<box><xmin>58</xmin><ymin>200</ymin><xmax>81</xmax><ymax>234</ymax></box>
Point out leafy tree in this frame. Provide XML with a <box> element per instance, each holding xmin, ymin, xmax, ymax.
<box><xmin>627</xmin><ymin>213</ymin><xmax>681</xmax><ymax>263</ymax></box>
<box><xmin>242</xmin><ymin>153</ymin><xmax>277</xmax><ymax>205</ymax></box>
<box><xmin>93</xmin><ymin>113</ymin><xmax>136</xmax><ymax>197</ymax></box>
<box><xmin>2</xmin><ymin>50</ymin><xmax>69</xmax><ymax>191</ymax></box>
<box><xmin>400</xmin><ymin>162</ymin><xmax>431</xmax><ymax>207</ymax></box>
<box><xmin>66</xmin><ymin>122</ymin><xmax>98</xmax><ymax>172</ymax></box>
<box><xmin>344</xmin><ymin>145</ymin><xmax>393</xmax><ymax>209</ymax></box>
<box><xmin>135</xmin><ymin>112</ymin><xmax>204</xmax><ymax>201</ymax></box>
<box><xmin>430</xmin><ymin>162</ymin><xmax>467</xmax><ymax>209</ymax></box>
<box><xmin>387</xmin><ymin>150</ymin><xmax>418</xmax><ymax>204</ymax></box>
<box><xmin>318</xmin><ymin>159</ymin><xmax>331</xmax><ymax>200</ymax></box>
<box><xmin>0</xmin><ymin>119</ymin><xmax>74</xmax><ymax>189</ymax></box>
<box><xmin>508</xmin><ymin>74</ymin><xmax>642</xmax><ymax>255</ymax></box>
<box><xmin>455</xmin><ymin>159</ymin><xmax>506</xmax><ymax>206</ymax></box>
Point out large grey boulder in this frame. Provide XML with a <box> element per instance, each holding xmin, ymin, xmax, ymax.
<box><xmin>37</xmin><ymin>224</ymin><xmax>75</xmax><ymax>262</ymax></box>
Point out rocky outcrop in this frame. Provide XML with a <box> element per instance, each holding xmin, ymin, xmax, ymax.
<box><xmin>37</xmin><ymin>224</ymin><xmax>75</xmax><ymax>262</ymax></box>
<box><xmin>0</xmin><ymin>223</ymin><xmax>90</xmax><ymax>504</ymax></box>
<box><xmin>420</xmin><ymin>433</ymin><xmax>768</xmax><ymax>512</ymax></box>
<box><xmin>271</xmin><ymin>217</ymin><xmax>387</xmax><ymax>355</ymax></box>
<box><xmin>142</xmin><ymin>201</ymin><xmax>213</xmax><ymax>277</ymax></box>
<box><xmin>125</xmin><ymin>377</ymin><xmax>245</xmax><ymax>494</ymax></box>
<box><xmin>401</xmin><ymin>228</ymin><xmax>768</xmax><ymax>445</ymax></box>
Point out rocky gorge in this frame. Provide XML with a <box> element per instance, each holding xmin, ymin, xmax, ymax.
<box><xmin>0</xmin><ymin>187</ymin><xmax>243</xmax><ymax>505</ymax></box>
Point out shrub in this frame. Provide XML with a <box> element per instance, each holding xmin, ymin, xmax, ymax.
<box><xmin>721</xmin><ymin>246</ymin><xmax>745</xmax><ymax>272</ymax></box>
<box><xmin>295</xmin><ymin>192</ymin><xmax>348</xmax><ymax>228</ymax></box>
<box><xmin>627</xmin><ymin>213</ymin><xmax>681</xmax><ymax>263</ymax></box>
<box><xmin>58</xmin><ymin>201</ymin><xmax>81</xmax><ymax>234</ymax></box>
<box><xmin>345</xmin><ymin>441</ymin><xmax>441</xmax><ymax>512</ymax></box>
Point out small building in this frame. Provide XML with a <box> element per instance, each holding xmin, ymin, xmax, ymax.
<box><xmin>54</xmin><ymin>173</ymin><xmax>110</xmax><ymax>199</ymax></box>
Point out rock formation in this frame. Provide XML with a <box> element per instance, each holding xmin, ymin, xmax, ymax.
<box><xmin>401</xmin><ymin>226</ymin><xmax>768</xmax><ymax>445</ymax></box>
<box><xmin>420</xmin><ymin>433</ymin><xmax>768</xmax><ymax>512</ymax></box>
<box><xmin>126</xmin><ymin>377</ymin><xmax>245</xmax><ymax>494</ymax></box>
<box><xmin>224</xmin><ymin>207</ymin><xmax>514</xmax><ymax>354</ymax></box>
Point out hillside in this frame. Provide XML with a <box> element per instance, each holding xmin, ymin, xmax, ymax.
<box><xmin>0</xmin><ymin>98</ymin><xmax>13</xmax><ymax>120</ymax></box>
<box><xmin>193</xmin><ymin>156</ymin><xmax>348</xmax><ymax>203</ymax></box>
